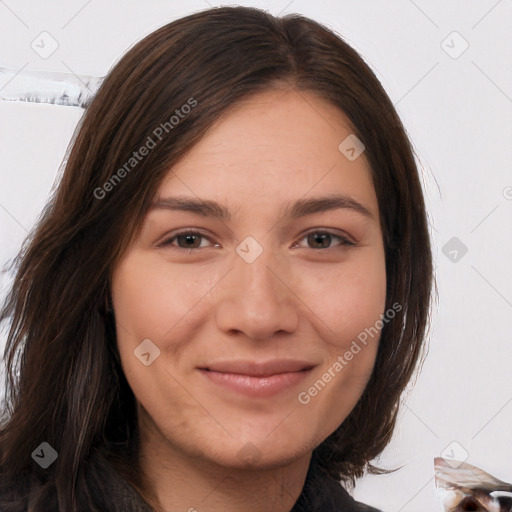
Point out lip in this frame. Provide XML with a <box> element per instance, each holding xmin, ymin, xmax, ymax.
<box><xmin>197</xmin><ymin>359</ymin><xmax>315</xmax><ymax>398</ymax></box>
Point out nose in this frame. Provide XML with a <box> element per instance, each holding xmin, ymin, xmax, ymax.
<box><xmin>214</xmin><ymin>247</ymin><xmax>299</xmax><ymax>341</ymax></box>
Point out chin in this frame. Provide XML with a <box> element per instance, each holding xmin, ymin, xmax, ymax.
<box><xmin>210</xmin><ymin>445</ymin><xmax>310</xmax><ymax>471</ymax></box>
<box><xmin>198</xmin><ymin>430</ymin><xmax>316</xmax><ymax>471</ymax></box>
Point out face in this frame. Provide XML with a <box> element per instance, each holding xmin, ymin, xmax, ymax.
<box><xmin>111</xmin><ymin>88</ymin><xmax>386</xmax><ymax>469</ymax></box>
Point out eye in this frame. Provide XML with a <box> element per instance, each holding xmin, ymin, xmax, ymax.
<box><xmin>158</xmin><ymin>229</ymin><xmax>356</xmax><ymax>254</ymax></box>
<box><xmin>294</xmin><ymin>230</ymin><xmax>356</xmax><ymax>250</ymax></box>
<box><xmin>158</xmin><ymin>231</ymin><xmax>218</xmax><ymax>253</ymax></box>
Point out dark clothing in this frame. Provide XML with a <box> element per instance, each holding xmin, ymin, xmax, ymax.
<box><xmin>290</xmin><ymin>452</ymin><xmax>382</xmax><ymax>511</ymax></box>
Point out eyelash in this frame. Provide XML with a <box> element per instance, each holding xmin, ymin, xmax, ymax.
<box><xmin>158</xmin><ymin>229</ymin><xmax>356</xmax><ymax>254</ymax></box>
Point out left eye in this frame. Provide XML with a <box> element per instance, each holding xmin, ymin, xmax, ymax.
<box><xmin>159</xmin><ymin>230</ymin><xmax>355</xmax><ymax>253</ymax></box>
<box><xmin>294</xmin><ymin>231</ymin><xmax>355</xmax><ymax>250</ymax></box>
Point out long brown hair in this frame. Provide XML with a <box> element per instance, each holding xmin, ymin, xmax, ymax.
<box><xmin>0</xmin><ymin>6</ymin><xmax>433</xmax><ymax>510</ymax></box>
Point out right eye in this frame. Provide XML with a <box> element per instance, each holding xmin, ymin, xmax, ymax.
<box><xmin>158</xmin><ymin>231</ymin><xmax>219</xmax><ymax>253</ymax></box>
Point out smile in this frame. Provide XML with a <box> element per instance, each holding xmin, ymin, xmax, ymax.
<box><xmin>197</xmin><ymin>361</ymin><xmax>315</xmax><ymax>398</ymax></box>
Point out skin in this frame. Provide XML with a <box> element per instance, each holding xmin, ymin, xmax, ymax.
<box><xmin>111</xmin><ymin>88</ymin><xmax>387</xmax><ymax>512</ymax></box>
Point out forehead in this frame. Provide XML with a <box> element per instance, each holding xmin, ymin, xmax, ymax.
<box><xmin>155</xmin><ymin>88</ymin><xmax>378</xmax><ymax>219</ymax></box>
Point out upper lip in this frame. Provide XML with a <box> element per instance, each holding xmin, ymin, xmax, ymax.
<box><xmin>198</xmin><ymin>359</ymin><xmax>316</xmax><ymax>377</ymax></box>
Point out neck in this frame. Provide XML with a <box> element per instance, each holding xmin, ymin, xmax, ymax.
<box><xmin>137</xmin><ymin>412</ymin><xmax>312</xmax><ymax>512</ymax></box>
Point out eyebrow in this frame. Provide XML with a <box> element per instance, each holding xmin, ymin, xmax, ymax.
<box><xmin>148</xmin><ymin>193</ymin><xmax>374</xmax><ymax>220</ymax></box>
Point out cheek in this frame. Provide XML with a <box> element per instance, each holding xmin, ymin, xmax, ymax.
<box><xmin>111</xmin><ymin>253</ymin><xmax>215</xmax><ymax>341</ymax></box>
<box><xmin>300</xmin><ymin>250</ymin><xmax>386</xmax><ymax>407</ymax></box>
<box><xmin>294</xmin><ymin>258</ymin><xmax>386</xmax><ymax>437</ymax></box>
<box><xmin>299</xmin><ymin>250</ymin><xmax>387</xmax><ymax>348</ymax></box>
<box><xmin>110</xmin><ymin>256</ymin><xmax>197</xmax><ymax>419</ymax></box>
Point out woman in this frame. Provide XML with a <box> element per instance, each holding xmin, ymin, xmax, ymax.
<box><xmin>0</xmin><ymin>6</ymin><xmax>433</xmax><ymax>511</ymax></box>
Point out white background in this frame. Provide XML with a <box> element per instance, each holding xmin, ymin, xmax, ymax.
<box><xmin>0</xmin><ymin>1</ymin><xmax>511</xmax><ymax>510</ymax></box>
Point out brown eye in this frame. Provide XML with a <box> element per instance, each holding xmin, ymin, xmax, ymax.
<box><xmin>176</xmin><ymin>233</ymin><xmax>202</xmax><ymax>249</ymax></box>
<box><xmin>297</xmin><ymin>231</ymin><xmax>355</xmax><ymax>250</ymax></box>
<box><xmin>307</xmin><ymin>233</ymin><xmax>333</xmax><ymax>249</ymax></box>
<box><xmin>159</xmin><ymin>231</ymin><xmax>217</xmax><ymax>252</ymax></box>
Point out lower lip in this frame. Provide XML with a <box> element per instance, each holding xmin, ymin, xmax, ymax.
<box><xmin>198</xmin><ymin>368</ymin><xmax>312</xmax><ymax>398</ymax></box>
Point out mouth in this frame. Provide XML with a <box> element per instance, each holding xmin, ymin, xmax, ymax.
<box><xmin>197</xmin><ymin>359</ymin><xmax>316</xmax><ymax>398</ymax></box>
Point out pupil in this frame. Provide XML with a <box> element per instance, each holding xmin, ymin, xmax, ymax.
<box><xmin>180</xmin><ymin>234</ymin><xmax>199</xmax><ymax>248</ymax></box>
<box><xmin>309</xmin><ymin>233</ymin><xmax>330</xmax><ymax>249</ymax></box>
